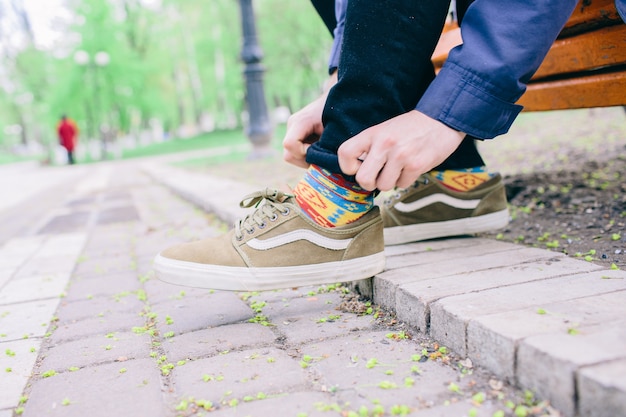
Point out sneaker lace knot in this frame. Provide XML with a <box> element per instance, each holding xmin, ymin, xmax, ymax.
<box><xmin>235</xmin><ymin>188</ymin><xmax>293</xmax><ymax>240</ymax></box>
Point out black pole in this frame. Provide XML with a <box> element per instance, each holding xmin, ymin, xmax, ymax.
<box><xmin>238</xmin><ymin>0</ymin><xmax>273</xmax><ymax>158</ymax></box>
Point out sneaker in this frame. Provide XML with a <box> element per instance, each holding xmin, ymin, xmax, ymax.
<box><xmin>154</xmin><ymin>189</ymin><xmax>385</xmax><ymax>291</ymax></box>
<box><xmin>381</xmin><ymin>173</ymin><xmax>509</xmax><ymax>245</ymax></box>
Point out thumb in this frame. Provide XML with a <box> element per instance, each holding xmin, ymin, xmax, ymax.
<box><xmin>338</xmin><ymin>133</ymin><xmax>372</xmax><ymax>175</ymax></box>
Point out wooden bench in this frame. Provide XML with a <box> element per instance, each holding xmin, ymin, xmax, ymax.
<box><xmin>432</xmin><ymin>0</ymin><xmax>626</xmax><ymax>111</ymax></box>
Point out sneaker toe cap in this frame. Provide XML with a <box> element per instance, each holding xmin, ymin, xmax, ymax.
<box><xmin>159</xmin><ymin>235</ymin><xmax>246</xmax><ymax>267</ymax></box>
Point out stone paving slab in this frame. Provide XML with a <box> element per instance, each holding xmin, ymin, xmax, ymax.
<box><xmin>21</xmin><ymin>359</ymin><xmax>167</xmax><ymax>417</ymax></box>
<box><xmin>383</xmin><ymin>238</ymin><xmax>521</xmax><ymax>272</ymax></box>
<box><xmin>64</xmin><ymin>271</ymin><xmax>143</xmax><ymax>301</ymax></box>
<box><xmin>0</xmin><ymin>231</ymin><xmax>85</xmax><ymax>413</ymax></box>
<box><xmin>56</xmin><ymin>294</ymin><xmax>144</xmax><ymax>324</ymax></box>
<box><xmin>0</xmin><ymin>236</ymin><xmax>44</xmax><ymax>270</ymax></box>
<box><xmin>200</xmin><ymin>391</ymin><xmax>333</xmax><ymax>417</ymax></box>
<box><xmin>467</xmin><ymin>290</ymin><xmax>626</xmax><ymax>381</ymax></box>
<box><xmin>39</xmin><ymin>330</ymin><xmax>152</xmax><ymax>371</ymax></box>
<box><xmin>142</xmin><ymin>162</ymin><xmax>257</xmax><ymax>225</ymax></box>
<box><xmin>173</xmin><ymin>347</ymin><xmax>307</xmax><ymax>404</ymax></box>
<box><xmin>150</xmin><ymin>291</ymin><xmax>255</xmax><ymax>335</ymax></box>
<box><xmin>261</xmin><ymin>292</ymin><xmax>376</xmax><ymax>346</ymax></box>
<box><xmin>578</xmin><ymin>358</ymin><xmax>626</xmax><ymax>417</ymax></box>
<box><xmin>0</xmin><ymin>162</ymin><xmax>85</xmax><ymax>214</ymax></box>
<box><xmin>430</xmin><ymin>269</ymin><xmax>626</xmax><ymax>356</ymax></box>
<box><xmin>393</xmin><ymin>252</ymin><xmax>602</xmax><ymax>333</ymax></box>
<box><xmin>0</xmin><ymin>273</ymin><xmax>70</xmax><ymax>305</ymax></box>
<box><xmin>143</xmin><ymin>161</ymin><xmax>626</xmax><ymax>416</ymax></box>
<box><xmin>0</xmin><ymin>299</ymin><xmax>60</xmax><ymax>340</ymax></box>
<box><xmin>160</xmin><ymin>322</ymin><xmax>277</xmax><ymax>362</ymax></box>
<box><xmin>301</xmin><ymin>330</ymin><xmax>457</xmax><ymax>407</ymax></box>
<box><xmin>376</xmin><ymin>244</ymin><xmax>599</xmax><ymax>324</ymax></box>
<box><xmin>52</xmin><ymin>309</ymin><xmax>147</xmax><ymax>343</ymax></box>
<box><xmin>0</xmin><ymin>339</ymin><xmax>41</xmax><ymax>409</ymax></box>
<box><xmin>517</xmin><ymin>320</ymin><xmax>626</xmax><ymax>417</ymax></box>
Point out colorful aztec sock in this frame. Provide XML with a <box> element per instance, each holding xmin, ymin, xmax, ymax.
<box><xmin>293</xmin><ymin>165</ymin><xmax>374</xmax><ymax>228</ymax></box>
<box><xmin>429</xmin><ymin>166</ymin><xmax>495</xmax><ymax>192</ymax></box>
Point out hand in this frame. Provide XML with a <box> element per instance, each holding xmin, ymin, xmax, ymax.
<box><xmin>338</xmin><ymin>110</ymin><xmax>465</xmax><ymax>191</ymax></box>
<box><xmin>282</xmin><ymin>95</ymin><xmax>326</xmax><ymax>168</ymax></box>
<box><xmin>283</xmin><ymin>71</ymin><xmax>338</xmax><ymax>168</ymax></box>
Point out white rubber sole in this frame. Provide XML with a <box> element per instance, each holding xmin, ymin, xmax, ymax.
<box><xmin>384</xmin><ymin>209</ymin><xmax>510</xmax><ymax>246</ymax></box>
<box><xmin>153</xmin><ymin>252</ymin><xmax>386</xmax><ymax>292</ymax></box>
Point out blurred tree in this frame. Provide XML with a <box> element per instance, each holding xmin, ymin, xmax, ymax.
<box><xmin>0</xmin><ymin>0</ymin><xmax>333</xmax><ymax>157</ymax></box>
<box><xmin>0</xmin><ymin>0</ymin><xmax>39</xmax><ymax>149</ymax></box>
<box><xmin>257</xmin><ymin>0</ymin><xmax>331</xmax><ymax>113</ymax></box>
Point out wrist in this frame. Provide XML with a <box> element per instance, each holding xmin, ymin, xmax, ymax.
<box><xmin>323</xmin><ymin>70</ymin><xmax>338</xmax><ymax>93</ymax></box>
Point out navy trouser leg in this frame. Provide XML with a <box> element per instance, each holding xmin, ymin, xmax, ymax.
<box><xmin>307</xmin><ymin>0</ymin><xmax>485</xmax><ymax>176</ymax></box>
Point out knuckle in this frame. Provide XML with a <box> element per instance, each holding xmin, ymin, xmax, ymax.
<box><xmin>355</xmin><ymin>172</ymin><xmax>373</xmax><ymax>191</ymax></box>
<box><xmin>378</xmin><ymin>134</ymin><xmax>397</xmax><ymax>147</ymax></box>
<box><xmin>282</xmin><ymin>138</ymin><xmax>293</xmax><ymax>151</ymax></box>
<box><xmin>337</xmin><ymin>145</ymin><xmax>349</xmax><ymax>159</ymax></box>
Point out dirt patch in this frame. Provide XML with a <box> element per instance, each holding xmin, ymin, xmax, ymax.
<box><xmin>479</xmin><ymin>156</ymin><xmax>625</xmax><ymax>269</ymax></box>
<box><xmin>476</xmin><ymin>107</ymin><xmax>626</xmax><ymax>269</ymax></box>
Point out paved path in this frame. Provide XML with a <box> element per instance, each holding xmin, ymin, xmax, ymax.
<box><xmin>0</xmin><ymin>159</ymin><xmax>624</xmax><ymax>417</ymax></box>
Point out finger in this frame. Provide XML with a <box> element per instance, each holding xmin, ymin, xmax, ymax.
<box><xmin>355</xmin><ymin>152</ymin><xmax>388</xmax><ymax>191</ymax></box>
<box><xmin>282</xmin><ymin>147</ymin><xmax>308</xmax><ymax>168</ymax></box>
<box><xmin>338</xmin><ymin>133</ymin><xmax>373</xmax><ymax>175</ymax></box>
<box><xmin>282</xmin><ymin>126</ymin><xmax>311</xmax><ymax>168</ymax></box>
<box><xmin>396</xmin><ymin>167</ymin><xmax>423</xmax><ymax>189</ymax></box>
<box><xmin>374</xmin><ymin>162</ymin><xmax>403</xmax><ymax>192</ymax></box>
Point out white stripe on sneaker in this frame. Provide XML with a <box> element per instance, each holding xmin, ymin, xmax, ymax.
<box><xmin>246</xmin><ymin>229</ymin><xmax>353</xmax><ymax>251</ymax></box>
<box><xmin>394</xmin><ymin>193</ymin><xmax>481</xmax><ymax>212</ymax></box>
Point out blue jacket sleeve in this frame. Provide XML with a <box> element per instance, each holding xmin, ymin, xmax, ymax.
<box><xmin>617</xmin><ymin>0</ymin><xmax>626</xmax><ymax>22</ymax></box>
<box><xmin>416</xmin><ymin>0</ymin><xmax>578</xmax><ymax>139</ymax></box>
<box><xmin>328</xmin><ymin>0</ymin><xmax>347</xmax><ymax>73</ymax></box>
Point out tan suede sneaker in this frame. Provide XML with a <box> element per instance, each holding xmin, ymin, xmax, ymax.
<box><xmin>381</xmin><ymin>173</ymin><xmax>509</xmax><ymax>245</ymax></box>
<box><xmin>154</xmin><ymin>189</ymin><xmax>385</xmax><ymax>291</ymax></box>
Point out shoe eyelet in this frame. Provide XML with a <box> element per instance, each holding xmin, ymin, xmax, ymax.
<box><xmin>394</xmin><ymin>193</ymin><xmax>401</xmax><ymax>199</ymax></box>
<box><xmin>258</xmin><ymin>222</ymin><xmax>266</xmax><ymax>229</ymax></box>
<box><xmin>235</xmin><ymin>235</ymin><xmax>243</xmax><ymax>241</ymax></box>
<box><xmin>281</xmin><ymin>208</ymin><xmax>290</xmax><ymax>216</ymax></box>
<box><xmin>247</xmin><ymin>227</ymin><xmax>255</xmax><ymax>234</ymax></box>
<box><xmin>269</xmin><ymin>214</ymin><xmax>278</xmax><ymax>222</ymax></box>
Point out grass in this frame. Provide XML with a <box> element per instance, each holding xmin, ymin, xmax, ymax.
<box><xmin>0</xmin><ymin>127</ymin><xmax>262</xmax><ymax>166</ymax></box>
<box><xmin>0</xmin><ymin>152</ymin><xmax>37</xmax><ymax>165</ymax></box>
<box><xmin>118</xmin><ymin>129</ymin><xmax>250</xmax><ymax>160</ymax></box>
<box><xmin>171</xmin><ymin>124</ymin><xmax>287</xmax><ymax>169</ymax></box>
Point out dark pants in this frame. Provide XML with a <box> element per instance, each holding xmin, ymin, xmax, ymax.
<box><xmin>306</xmin><ymin>0</ymin><xmax>485</xmax><ymax>176</ymax></box>
<box><xmin>66</xmin><ymin>149</ymin><xmax>75</xmax><ymax>165</ymax></box>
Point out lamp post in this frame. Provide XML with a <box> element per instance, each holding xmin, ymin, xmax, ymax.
<box><xmin>74</xmin><ymin>50</ymin><xmax>110</xmax><ymax>159</ymax></box>
<box><xmin>238</xmin><ymin>0</ymin><xmax>273</xmax><ymax>158</ymax></box>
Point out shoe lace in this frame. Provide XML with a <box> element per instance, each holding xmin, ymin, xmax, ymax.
<box><xmin>234</xmin><ymin>188</ymin><xmax>293</xmax><ymax>240</ymax></box>
<box><xmin>383</xmin><ymin>175</ymin><xmax>430</xmax><ymax>206</ymax></box>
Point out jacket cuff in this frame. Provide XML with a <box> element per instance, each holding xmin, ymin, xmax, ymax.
<box><xmin>415</xmin><ymin>61</ymin><xmax>523</xmax><ymax>139</ymax></box>
<box><xmin>328</xmin><ymin>40</ymin><xmax>340</xmax><ymax>74</ymax></box>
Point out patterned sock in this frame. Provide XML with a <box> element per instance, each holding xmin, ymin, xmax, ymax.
<box><xmin>429</xmin><ymin>166</ymin><xmax>495</xmax><ymax>192</ymax></box>
<box><xmin>293</xmin><ymin>165</ymin><xmax>374</xmax><ymax>228</ymax></box>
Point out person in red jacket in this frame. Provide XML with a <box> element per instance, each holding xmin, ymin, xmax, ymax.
<box><xmin>57</xmin><ymin>115</ymin><xmax>79</xmax><ymax>165</ymax></box>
